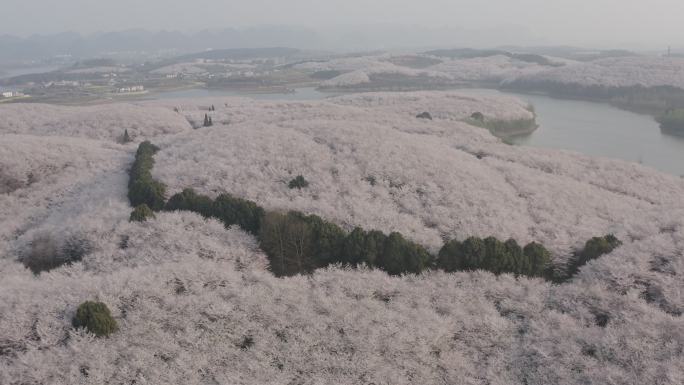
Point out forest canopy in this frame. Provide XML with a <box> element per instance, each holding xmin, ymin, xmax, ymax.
<box><xmin>1</xmin><ymin>92</ymin><xmax>681</xmax><ymax>384</ymax></box>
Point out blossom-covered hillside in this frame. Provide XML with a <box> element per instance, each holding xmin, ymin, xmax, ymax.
<box><xmin>509</xmin><ymin>56</ymin><xmax>684</xmax><ymax>89</ymax></box>
<box><xmin>0</xmin><ymin>103</ymin><xmax>191</xmax><ymax>142</ymax></box>
<box><xmin>0</xmin><ymin>135</ymin><xmax>130</xmax><ymax>260</ymax></box>
<box><xmin>297</xmin><ymin>53</ymin><xmax>565</xmax><ymax>89</ymax></box>
<box><xmin>0</xmin><ymin>92</ymin><xmax>682</xmax><ymax>384</ymax></box>
<box><xmin>296</xmin><ymin>53</ymin><xmax>684</xmax><ymax>100</ymax></box>
<box><xmin>149</xmin><ymin>92</ymin><xmax>683</xmax><ymax>256</ymax></box>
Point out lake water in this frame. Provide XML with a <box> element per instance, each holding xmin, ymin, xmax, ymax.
<box><xmin>496</xmin><ymin>92</ymin><xmax>684</xmax><ymax>176</ymax></box>
<box><xmin>151</xmin><ymin>87</ymin><xmax>684</xmax><ymax>177</ymax></box>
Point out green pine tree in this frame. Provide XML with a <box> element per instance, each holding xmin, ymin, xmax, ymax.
<box><xmin>122</xmin><ymin>129</ymin><xmax>132</xmax><ymax>143</ymax></box>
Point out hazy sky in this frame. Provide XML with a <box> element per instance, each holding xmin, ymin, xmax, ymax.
<box><xmin>3</xmin><ymin>0</ymin><xmax>684</xmax><ymax>48</ymax></box>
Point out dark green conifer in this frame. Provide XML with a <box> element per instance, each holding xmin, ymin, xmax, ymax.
<box><xmin>122</xmin><ymin>129</ymin><xmax>132</xmax><ymax>143</ymax></box>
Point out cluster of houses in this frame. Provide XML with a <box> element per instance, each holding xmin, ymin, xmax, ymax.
<box><xmin>1</xmin><ymin>90</ymin><xmax>25</xmax><ymax>98</ymax></box>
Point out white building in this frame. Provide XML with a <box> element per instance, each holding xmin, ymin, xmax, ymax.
<box><xmin>118</xmin><ymin>85</ymin><xmax>145</xmax><ymax>93</ymax></box>
<box><xmin>1</xmin><ymin>91</ymin><xmax>24</xmax><ymax>98</ymax></box>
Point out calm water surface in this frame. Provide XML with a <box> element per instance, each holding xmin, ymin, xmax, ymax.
<box><xmin>463</xmin><ymin>89</ymin><xmax>684</xmax><ymax>176</ymax></box>
<box><xmin>509</xmin><ymin>93</ymin><xmax>684</xmax><ymax>176</ymax></box>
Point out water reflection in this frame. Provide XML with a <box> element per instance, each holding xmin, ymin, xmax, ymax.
<box><xmin>465</xmin><ymin>89</ymin><xmax>684</xmax><ymax>176</ymax></box>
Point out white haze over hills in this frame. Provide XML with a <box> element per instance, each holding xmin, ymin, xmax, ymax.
<box><xmin>3</xmin><ymin>0</ymin><xmax>684</xmax><ymax>50</ymax></box>
<box><xmin>1</xmin><ymin>92</ymin><xmax>683</xmax><ymax>384</ymax></box>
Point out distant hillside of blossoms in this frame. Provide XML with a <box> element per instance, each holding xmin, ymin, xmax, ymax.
<box><xmin>295</xmin><ymin>53</ymin><xmax>684</xmax><ymax>93</ymax></box>
<box><xmin>0</xmin><ymin>92</ymin><xmax>682</xmax><ymax>384</ymax></box>
<box><xmin>509</xmin><ymin>56</ymin><xmax>684</xmax><ymax>89</ymax></box>
<box><xmin>0</xmin><ymin>103</ymin><xmax>191</xmax><ymax>141</ymax></box>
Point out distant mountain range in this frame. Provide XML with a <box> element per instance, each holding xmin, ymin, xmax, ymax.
<box><xmin>1</xmin><ymin>26</ymin><xmax>659</xmax><ymax>67</ymax></box>
<box><xmin>0</xmin><ymin>27</ymin><xmax>322</xmax><ymax>64</ymax></box>
<box><xmin>175</xmin><ymin>47</ymin><xmax>302</xmax><ymax>61</ymax></box>
<box><xmin>0</xmin><ymin>25</ymin><xmax>551</xmax><ymax>65</ymax></box>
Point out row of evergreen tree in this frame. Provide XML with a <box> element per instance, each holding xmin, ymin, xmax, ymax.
<box><xmin>127</xmin><ymin>142</ymin><xmax>621</xmax><ymax>280</ymax></box>
<box><xmin>127</xmin><ymin>141</ymin><xmax>166</xmax><ymax>211</ymax></box>
<box><xmin>551</xmin><ymin>235</ymin><xmax>622</xmax><ymax>282</ymax></box>
<box><xmin>164</xmin><ymin>188</ymin><xmax>432</xmax><ymax>276</ymax></box>
<box><xmin>437</xmin><ymin>237</ymin><xmax>552</xmax><ymax>278</ymax></box>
